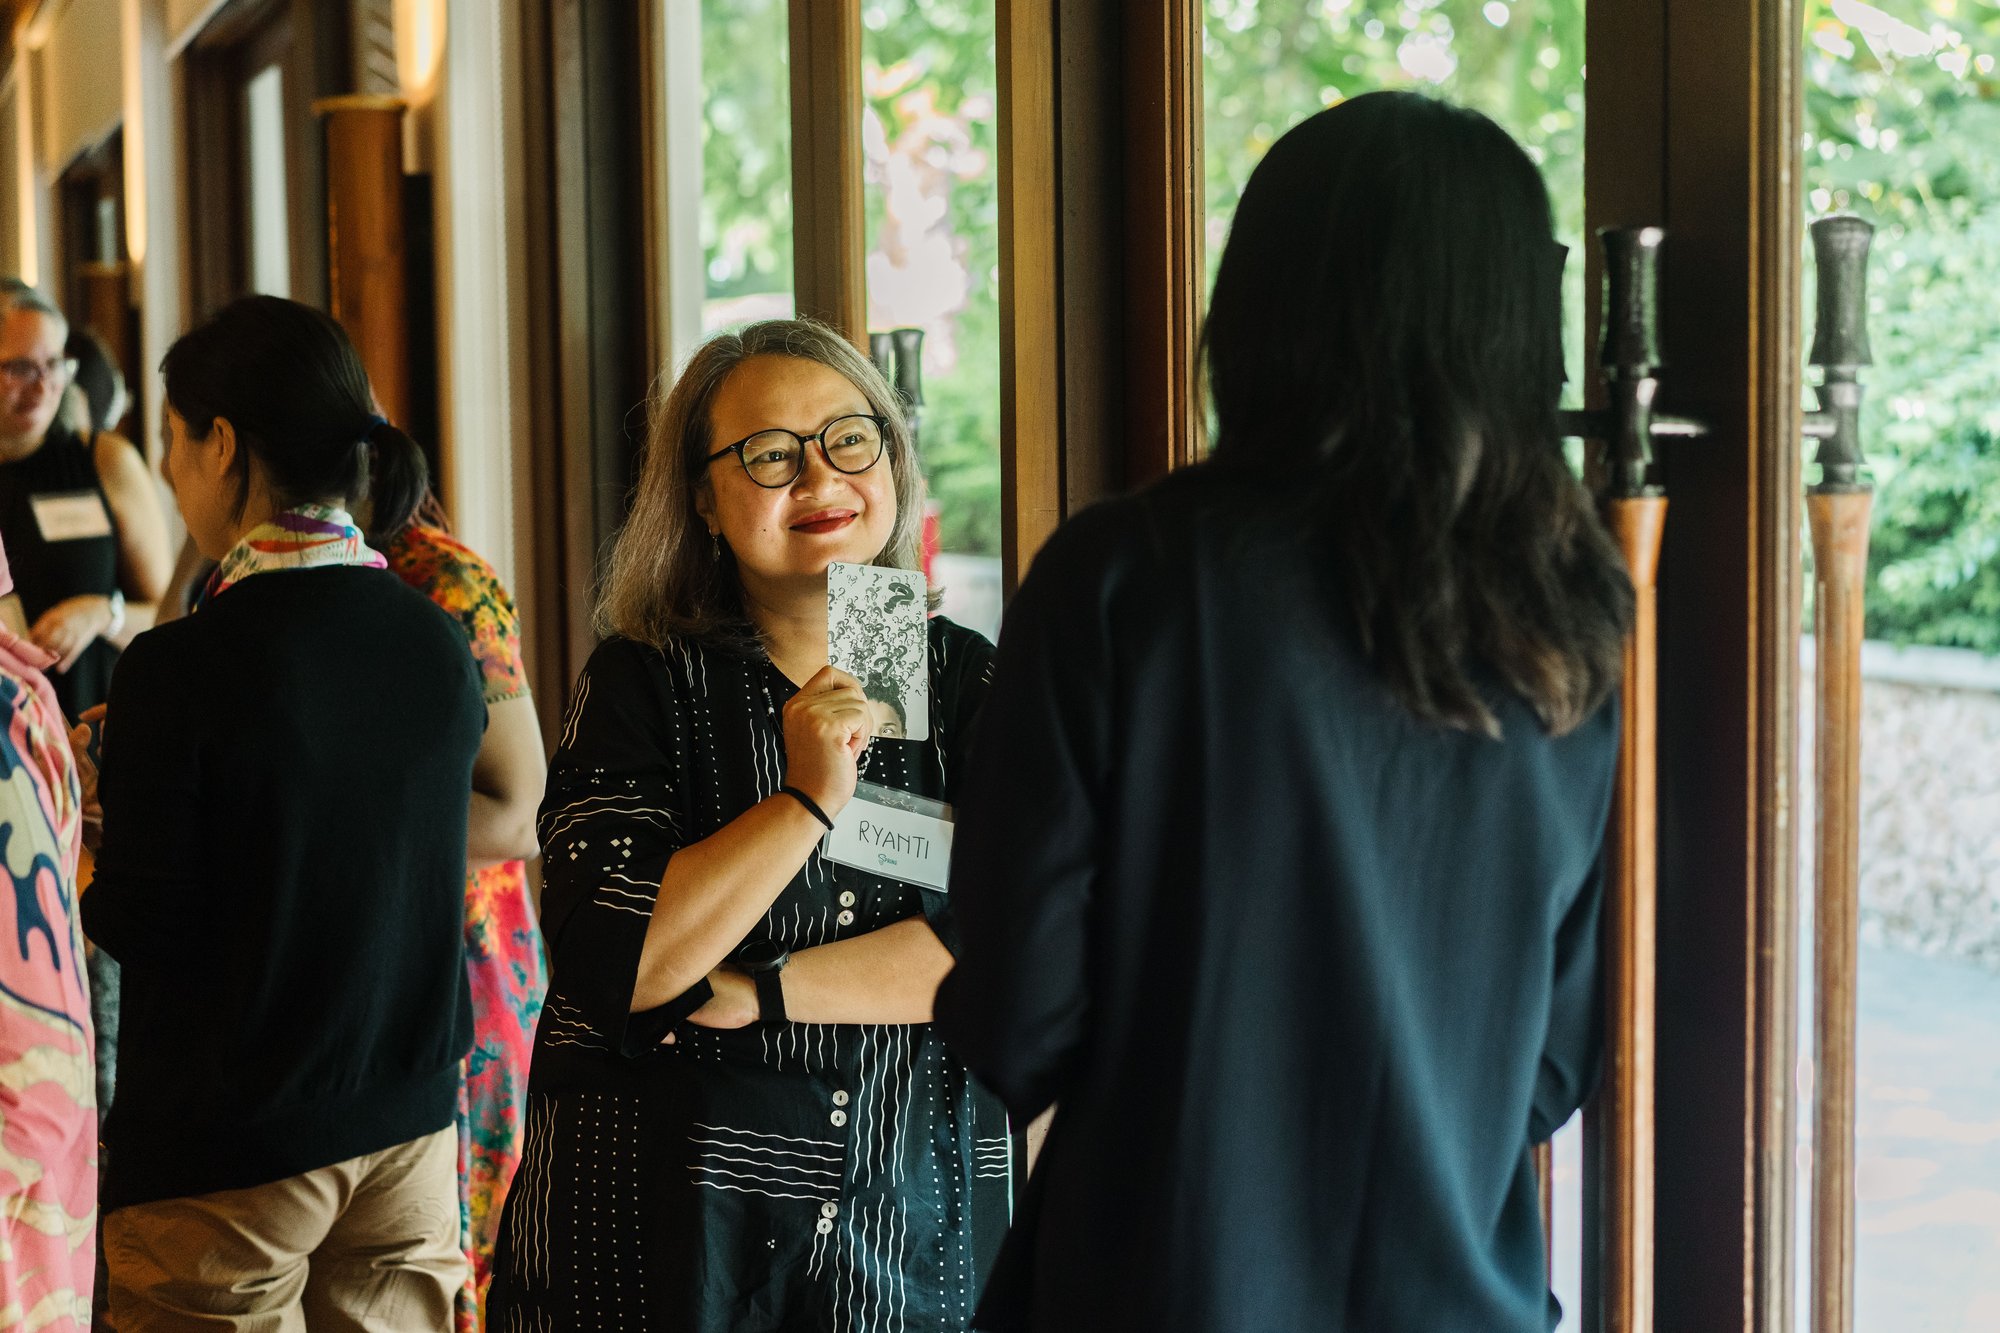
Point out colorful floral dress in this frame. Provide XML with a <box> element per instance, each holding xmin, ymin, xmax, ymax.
<box><xmin>0</xmin><ymin>545</ymin><xmax>92</xmax><ymax>1330</ymax></box>
<box><xmin>387</xmin><ymin>525</ymin><xmax>548</xmax><ymax>1332</ymax></box>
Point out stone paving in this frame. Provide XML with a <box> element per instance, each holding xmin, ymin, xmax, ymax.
<box><xmin>1847</xmin><ymin>944</ymin><xmax>2000</xmax><ymax>1330</ymax></box>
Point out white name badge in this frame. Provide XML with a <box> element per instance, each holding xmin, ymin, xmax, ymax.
<box><xmin>822</xmin><ymin>781</ymin><xmax>954</xmax><ymax>893</ymax></box>
<box><xmin>31</xmin><ymin>490</ymin><xmax>114</xmax><ymax>542</ymax></box>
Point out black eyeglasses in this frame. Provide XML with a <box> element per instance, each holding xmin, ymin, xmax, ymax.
<box><xmin>0</xmin><ymin>356</ymin><xmax>77</xmax><ymax>388</ymax></box>
<box><xmin>703</xmin><ymin>414</ymin><xmax>888</xmax><ymax>489</ymax></box>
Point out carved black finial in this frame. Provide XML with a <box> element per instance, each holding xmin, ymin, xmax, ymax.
<box><xmin>1807</xmin><ymin>216</ymin><xmax>1875</xmax><ymax>491</ymax></box>
<box><xmin>889</xmin><ymin>327</ymin><xmax>926</xmax><ymax>409</ymax></box>
<box><xmin>1600</xmin><ymin>226</ymin><xmax>1667</xmax><ymax>497</ymax></box>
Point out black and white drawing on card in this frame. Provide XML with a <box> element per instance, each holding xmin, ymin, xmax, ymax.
<box><xmin>827</xmin><ymin>561</ymin><xmax>930</xmax><ymax>742</ymax></box>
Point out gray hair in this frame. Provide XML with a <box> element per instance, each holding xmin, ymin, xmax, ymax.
<box><xmin>0</xmin><ymin>278</ymin><xmax>67</xmax><ymax>332</ymax></box>
<box><xmin>596</xmin><ymin>318</ymin><xmax>930</xmax><ymax>653</ymax></box>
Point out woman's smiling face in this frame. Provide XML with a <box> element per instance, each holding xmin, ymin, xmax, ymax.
<box><xmin>696</xmin><ymin>354</ymin><xmax>899</xmax><ymax>597</ymax></box>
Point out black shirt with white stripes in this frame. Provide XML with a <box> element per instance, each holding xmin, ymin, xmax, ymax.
<box><xmin>489</xmin><ymin>618</ymin><xmax>1014</xmax><ymax>1332</ymax></box>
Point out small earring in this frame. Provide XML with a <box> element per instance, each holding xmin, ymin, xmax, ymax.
<box><xmin>710</xmin><ymin>531</ymin><xmax>722</xmax><ymax>560</ymax></box>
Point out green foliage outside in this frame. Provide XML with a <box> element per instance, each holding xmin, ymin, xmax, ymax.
<box><xmin>699</xmin><ymin>0</ymin><xmax>794</xmax><ymax>318</ymax></box>
<box><xmin>1804</xmin><ymin>1</ymin><xmax>2000</xmax><ymax>653</ymax></box>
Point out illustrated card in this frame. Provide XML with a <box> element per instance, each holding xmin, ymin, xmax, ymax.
<box><xmin>827</xmin><ymin>561</ymin><xmax>929</xmax><ymax>742</ymax></box>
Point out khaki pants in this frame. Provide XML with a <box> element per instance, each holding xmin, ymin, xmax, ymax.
<box><xmin>102</xmin><ymin>1126</ymin><xmax>463</xmax><ymax>1333</ymax></box>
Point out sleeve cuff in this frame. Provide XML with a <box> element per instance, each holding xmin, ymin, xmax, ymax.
<box><xmin>621</xmin><ymin>976</ymin><xmax>715</xmax><ymax>1054</ymax></box>
<box><xmin>919</xmin><ymin>888</ymin><xmax>962</xmax><ymax>957</ymax></box>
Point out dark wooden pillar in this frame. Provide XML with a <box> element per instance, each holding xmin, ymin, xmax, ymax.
<box><xmin>1120</xmin><ymin>0</ymin><xmax>1205</xmax><ymax>488</ymax></box>
<box><xmin>995</xmin><ymin>0</ymin><xmax>1206</xmax><ymax>589</ymax></box>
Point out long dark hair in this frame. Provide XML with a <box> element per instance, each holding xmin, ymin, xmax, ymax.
<box><xmin>1204</xmin><ymin>91</ymin><xmax>1632</xmax><ymax>737</ymax></box>
<box><xmin>161</xmin><ymin>295</ymin><xmax>427</xmax><ymax>535</ymax></box>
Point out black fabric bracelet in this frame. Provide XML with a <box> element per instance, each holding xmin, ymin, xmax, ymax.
<box><xmin>779</xmin><ymin>785</ymin><xmax>836</xmax><ymax>831</ymax></box>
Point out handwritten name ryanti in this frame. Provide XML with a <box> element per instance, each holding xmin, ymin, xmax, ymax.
<box><xmin>858</xmin><ymin>819</ymin><xmax>931</xmax><ymax>861</ymax></box>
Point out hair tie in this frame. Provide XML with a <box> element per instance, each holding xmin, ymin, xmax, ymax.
<box><xmin>363</xmin><ymin>414</ymin><xmax>390</xmax><ymax>443</ymax></box>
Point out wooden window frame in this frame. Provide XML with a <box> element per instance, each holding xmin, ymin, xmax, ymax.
<box><xmin>527</xmin><ymin>7</ymin><xmax>1809</xmax><ymax>1323</ymax></box>
<box><xmin>1586</xmin><ymin>4</ymin><xmax>1802</xmax><ymax>1329</ymax></box>
<box><xmin>999</xmin><ymin>1</ymin><xmax>1806</xmax><ymax>1328</ymax></box>
<box><xmin>788</xmin><ymin>0</ymin><xmax>867</xmax><ymax>347</ymax></box>
<box><xmin>997</xmin><ymin>0</ymin><xmax>1204</xmax><ymax>589</ymax></box>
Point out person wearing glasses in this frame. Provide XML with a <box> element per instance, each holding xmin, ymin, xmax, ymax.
<box><xmin>488</xmin><ymin>319</ymin><xmax>1012</xmax><ymax>1330</ymax></box>
<box><xmin>0</xmin><ymin>280</ymin><xmax>171</xmax><ymax>721</ymax></box>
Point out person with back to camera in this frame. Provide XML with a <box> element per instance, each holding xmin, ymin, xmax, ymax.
<box><xmin>81</xmin><ymin>295</ymin><xmax>485</xmax><ymax>1330</ymax></box>
<box><xmin>935</xmin><ymin>91</ymin><xmax>1636</xmax><ymax>1333</ymax></box>
<box><xmin>487</xmin><ymin>318</ymin><xmax>1013</xmax><ymax>1330</ymax></box>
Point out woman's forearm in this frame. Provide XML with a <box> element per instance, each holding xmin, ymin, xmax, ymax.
<box><xmin>779</xmin><ymin>916</ymin><xmax>953</xmax><ymax>1026</ymax></box>
<box><xmin>103</xmin><ymin>598</ymin><xmax>157</xmax><ymax>651</ymax></box>
<box><xmin>468</xmin><ymin>694</ymin><xmax>546</xmax><ymax>869</ymax></box>
<box><xmin>631</xmin><ymin>794</ymin><xmax>829</xmax><ymax>1012</ymax></box>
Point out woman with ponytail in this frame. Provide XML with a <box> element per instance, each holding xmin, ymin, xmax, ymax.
<box><xmin>83</xmin><ymin>295</ymin><xmax>484</xmax><ymax>1329</ymax></box>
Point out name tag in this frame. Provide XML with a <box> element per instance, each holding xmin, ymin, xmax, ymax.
<box><xmin>31</xmin><ymin>491</ymin><xmax>113</xmax><ymax>542</ymax></box>
<box><xmin>822</xmin><ymin>781</ymin><xmax>954</xmax><ymax>893</ymax></box>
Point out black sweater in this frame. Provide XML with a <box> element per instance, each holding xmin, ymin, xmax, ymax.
<box><xmin>84</xmin><ymin>566</ymin><xmax>485</xmax><ymax>1209</ymax></box>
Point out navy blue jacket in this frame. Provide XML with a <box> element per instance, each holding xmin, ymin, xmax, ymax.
<box><xmin>936</xmin><ymin>462</ymin><xmax>1617</xmax><ymax>1332</ymax></box>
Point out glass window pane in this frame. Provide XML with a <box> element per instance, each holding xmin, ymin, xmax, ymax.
<box><xmin>245</xmin><ymin>62</ymin><xmax>290</xmax><ymax>298</ymax></box>
<box><xmin>1203</xmin><ymin>0</ymin><xmax>1588</xmax><ymax>404</ymax></box>
<box><xmin>701</xmin><ymin>0</ymin><xmax>796</xmax><ymax>332</ymax></box>
<box><xmin>1801</xmin><ymin>4</ymin><xmax>2000</xmax><ymax>1324</ymax></box>
<box><xmin>861</xmin><ymin>0</ymin><xmax>1002</xmax><ymax>641</ymax></box>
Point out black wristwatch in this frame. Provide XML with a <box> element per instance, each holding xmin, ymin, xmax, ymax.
<box><xmin>736</xmin><ymin>938</ymin><xmax>791</xmax><ymax>1024</ymax></box>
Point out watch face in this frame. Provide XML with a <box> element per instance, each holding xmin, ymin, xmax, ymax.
<box><xmin>738</xmin><ymin>938</ymin><xmax>788</xmax><ymax>972</ymax></box>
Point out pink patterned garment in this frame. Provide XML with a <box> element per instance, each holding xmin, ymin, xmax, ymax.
<box><xmin>0</xmin><ymin>538</ymin><xmax>92</xmax><ymax>1330</ymax></box>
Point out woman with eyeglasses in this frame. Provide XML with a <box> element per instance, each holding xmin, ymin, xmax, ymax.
<box><xmin>487</xmin><ymin>319</ymin><xmax>1013</xmax><ymax>1331</ymax></box>
<box><xmin>0</xmin><ymin>280</ymin><xmax>171</xmax><ymax>722</ymax></box>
